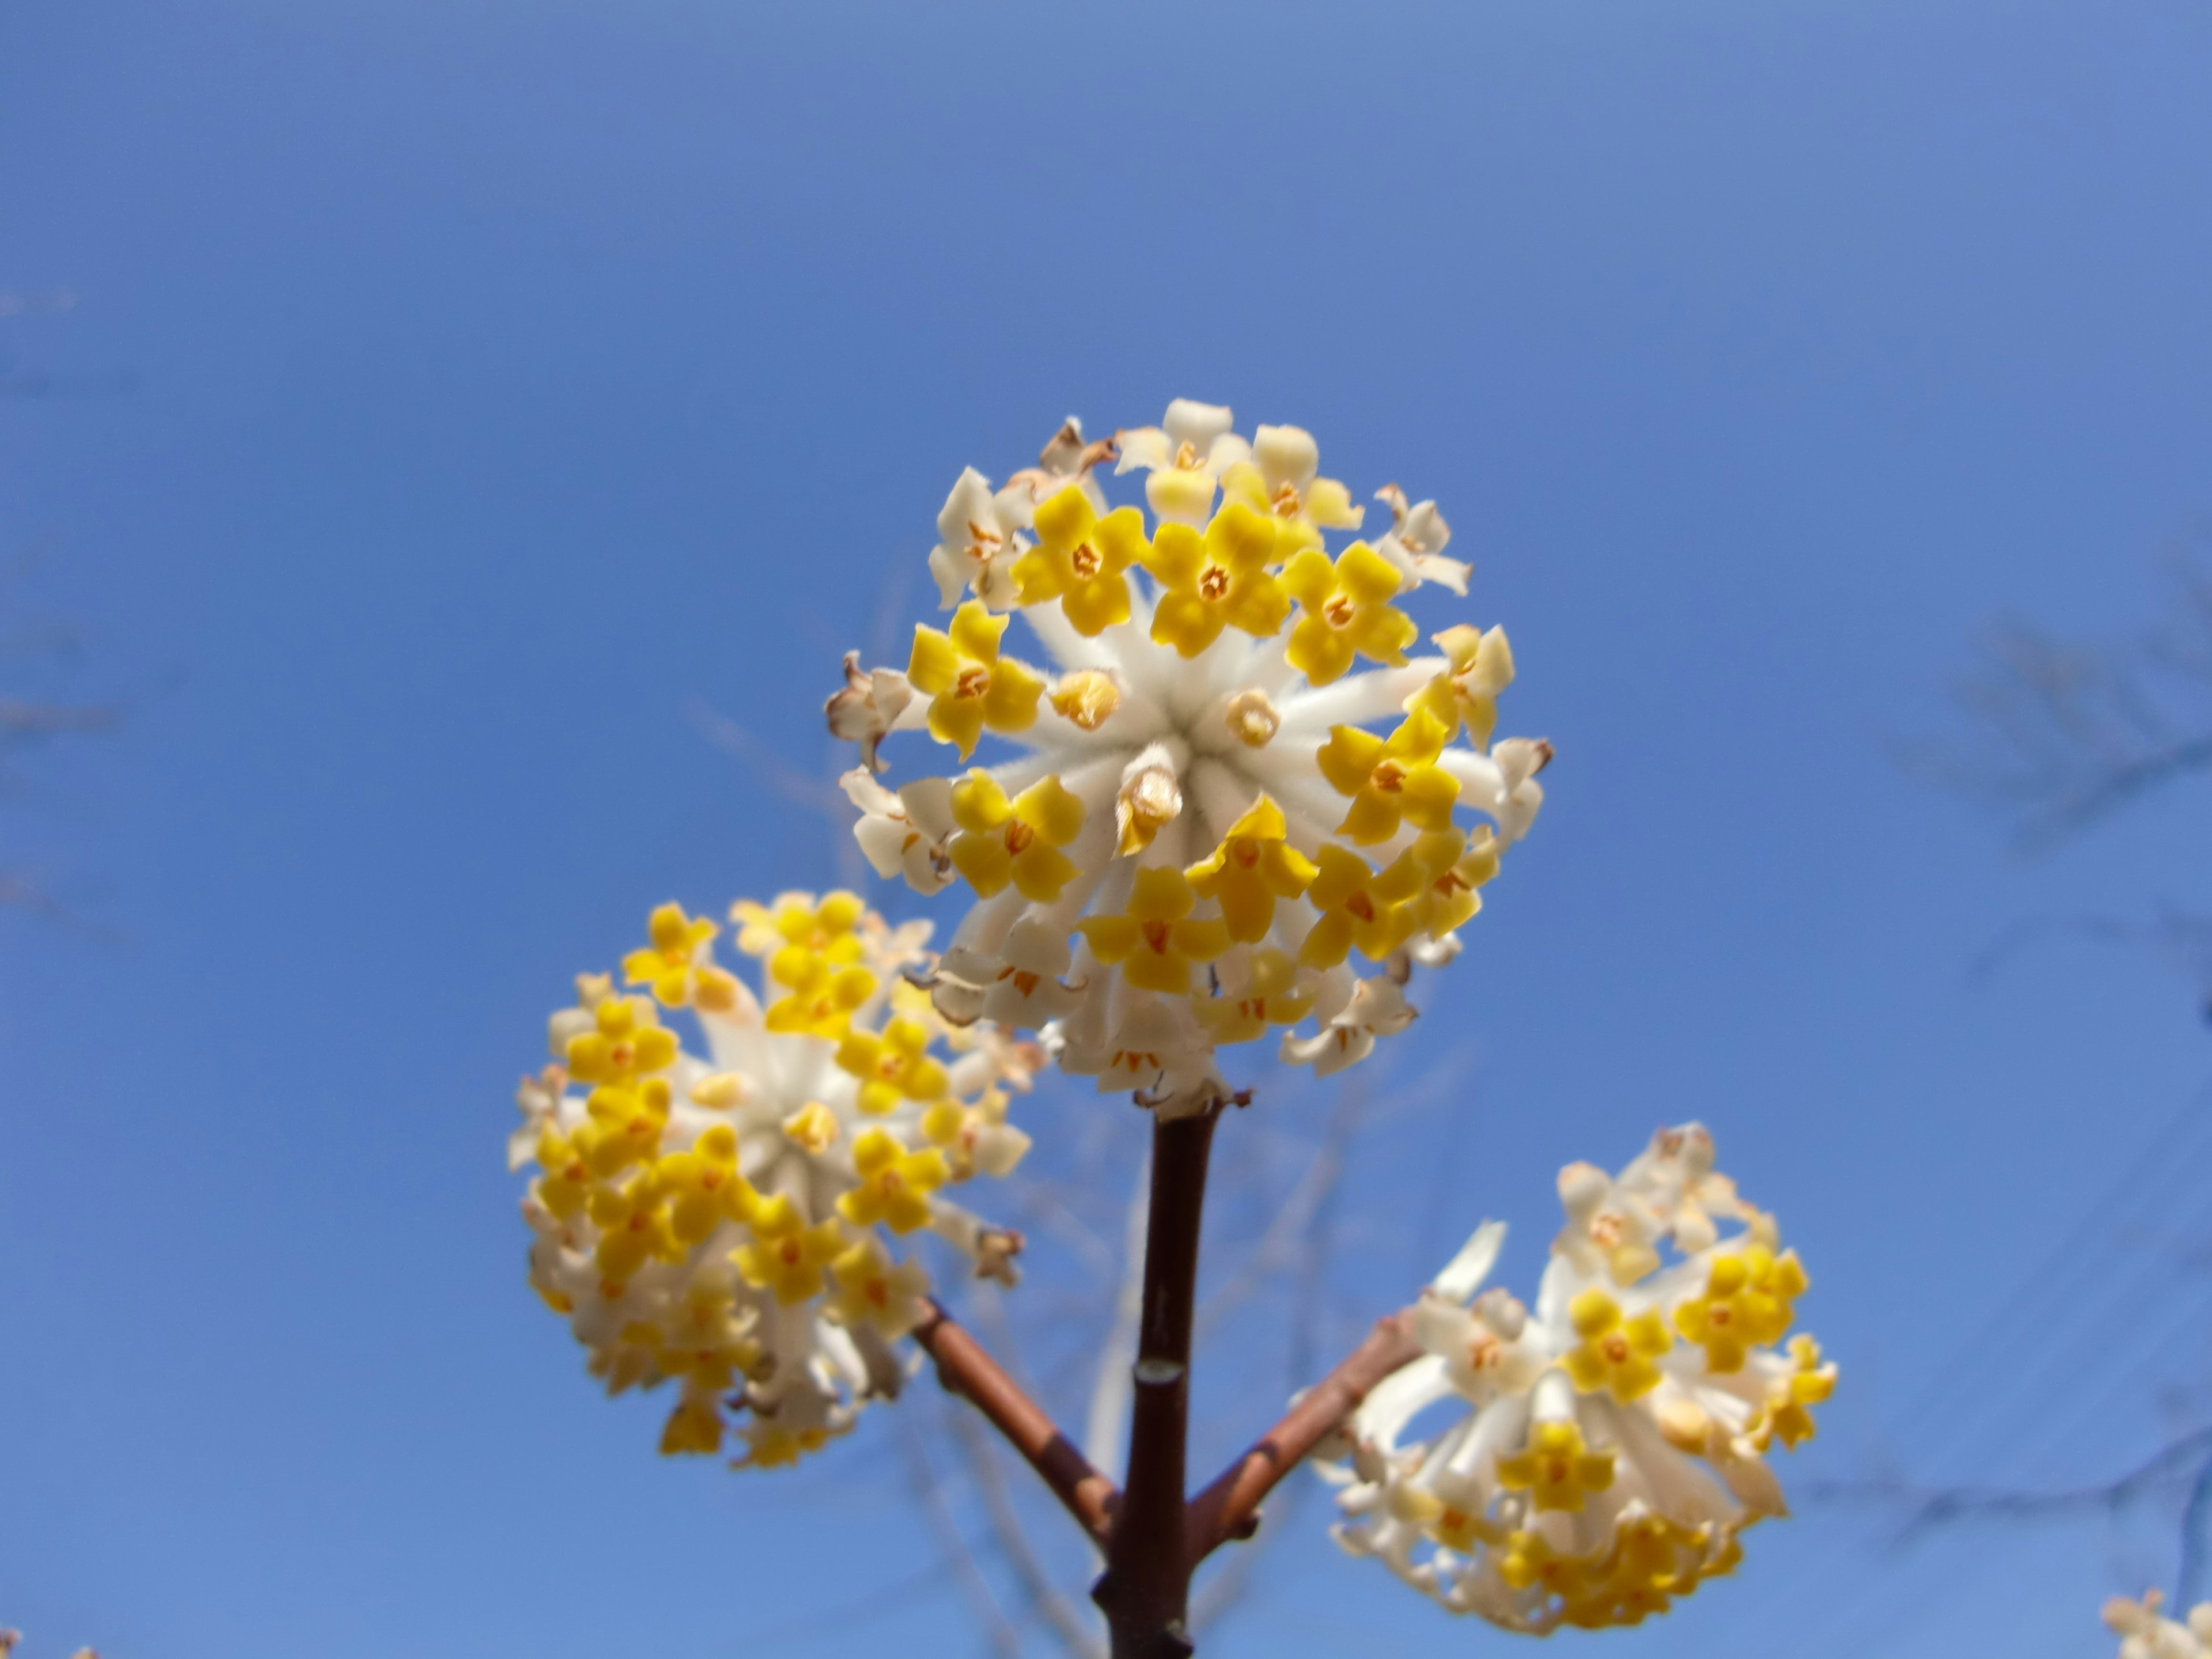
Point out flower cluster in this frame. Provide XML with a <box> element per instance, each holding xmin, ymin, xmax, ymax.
<box><xmin>830</xmin><ymin>400</ymin><xmax>1547</xmax><ymax>1115</ymax></box>
<box><xmin>510</xmin><ymin>894</ymin><xmax>1033</xmax><ymax>1469</ymax></box>
<box><xmin>2108</xmin><ymin>1592</ymin><xmax>2212</xmax><ymax>1659</ymax></box>
<box><xmin>1324</xmin><ymin>1124</ymin><xmax>1834</xmax><ymax>1633</ymax></box>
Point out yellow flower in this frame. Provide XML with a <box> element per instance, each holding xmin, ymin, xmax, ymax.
<box><xmin>732</xmin><ymin>892</ymin><xmax>879</xmax><ymax>1032</ymax></box>
<box><xmin>1193</xmin><ymin>947</ymin><xmax>1316</xmax><ymax>1044</ymax></box>
<box><xmin>1406</xmin><ymin>622</ymin><xmax>1516</xmax><ymax>748</ymax></box>
<box><xmin>838</xmin><ymin>1128</ymin><xmax>950</xmax><ymax>1234</ymax></box>
<box><xmin>1298</xmin><ymin>844</ymin><xmax>1427</xmax><ymax>968</ymax></box>
<box><xmin>1672</xmin><ymin>1247</ymin><xmax>1807</xmax><ymax>1373</ymax></box>
<box><xmin>564</xmin><ymin>995</ymin><xmax>679</xmax><ymax>1088</ymax></box>
<box><xmin>1218</xmin><ymin>422</ymin><xmax>1363</xmax><ymax>537</ymax></box>
<box><xmin>571</xmin><ymin>1082</ymin><xmax>670</xmax><ymax>1179</ymax></box>
<box><xmin>1281</xmin><ymin>540</ymin><xmax>1418</xmax><ymax>685</ymax></box>
<box><xmin>1495</xmin><ymin>1419</ymin><xmax>1617</xmax><ymax>1514</ymax></box>
<box><xmin>1075</xmin><ymin>867</ymin><xmax>1233</xmax><ymax>995</ymax></box>
<box><xmin>732</xmin><ymin>1192</ymin><xmax>849</xmax><ymax>1304</ymax></box>
<box><xmin>907</xmin><ymin>600</ymin><xmax>1046</xmax><ymax>759</ymax></box>
<box><xmin>1496</xmin><ymin>1526</ymin><xmax>1607</xmax><ymax>1596</ymax></box>
<box><xmin>652</xmin><ymin>1124</ymin><xmax>755</xmax><ymax>1247</ymax></box>
<box><xmin>830</xmin><ymin>1236</ymin><xmax>933</xmax><ymax>1338</ymax></box>
<box><xmin>1756</xmin><ymin>1334</ymin><xmax>1837</xmax><ymax>1449</ymax></box>
<box><xmin>622</xmin><ymin>902</ymin><xmax>740</xmax><ymax>1013</ymax></box>
<box><xmin>1315</xmin><ymin>709</ymin><xmax>1461</xmax><ymax>844</ymax></box>
<box><xmin>589</xmin><ymin>1168</ymin><xmax>682</xmax><ymax>1283</ymax></box>
<box><xmin>835</xmin><ymin>1016</ymin><xmax>951</xmax><ymax>1116</ymax></box>
<box><xmin>532</xmin><ymin>1129</ymin><xmax>594</xmax><ymax>1219</ymax></box>
<box><xmin>761</xmin><ymin>949</ymin><xmax>878</xmax><ymax>1038</ymax></box>
<box><xmin>946</xmin><ymin>770</ymin><xmax>1086</xmax><ymax>901</ymax></box>
<box><xmin>1183</xmin><ymin>794</ymin><xmax>1319</xmax><ymax>942</ymax></box>
<box><xmin>733</xmin><ymin>890</ymin><xmax>867</xmax><ymax>965</ymax></box>
<box><xmin>1010</xmin><ymin>485</ymin><xmax>1147</xmax><ymax>636</ymax></box>
<box><xmin>1406</xmin><ymin>826</ymin><xmax>1501</xmax><ymax>938</ymax></box>
<box><xmin>1139</xmin><ymin>502</ymin><xmax>1292</xmax><ymax>658</ymax></box>
<box><xmin>658</xmin><ymin>1393</ymin><xmax>725</xmax><ymax>1457</ymax></box>
<box><xmin>1560</xmin><ymin>1288</ymin><xmax>1673</xmax><ymax>1403</ymax></box>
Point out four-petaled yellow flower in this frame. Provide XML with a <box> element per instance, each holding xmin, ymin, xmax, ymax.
<box><xmin>1672</xmin><ymin>1246</ymin><xmax>1806</xmax><ymax>1373</ymax></box>
<box><xmin>654</xmin><ymin>1123</ymin><xmax>755</xmax><ymax>1246</ymax></box>
<box><xmin>838</xmin><ymin>1128</ymin><xmax>949</xmax><ymax>1234</ymax></box>
<box><xmin>830</xmin><ymin>1235</ymin><xmax>933</xmax><ymax>1338</ymax></box>
<box><xmin>1406</xmin><ymin>826</ymin><xmax>1501</xmax><ymax>938</ymax></box>
<box><xmin>908</xmin><ymin>600</ymin><xmax>1046</xmax><ymax>759</ymax></box>
<box><xmin>734</xmin><ymin>889</ymin><xmax>866</xmax><ymax>965</ymax></box>
<box><xmin>835</xmin><ymin>1017</ymin><xmax>951</xmax><ymax>1116</ymax></box>
<box><xmin>732</xmin><ymin>891</ymin><xmax>881</xmax><ymax>1033</ymax></box>
<box><xmin>1141</xmin><ymin>502</ymin><xmax>1291</xmax><ymax>658</ymax></box>
<box><xmin>566</xmin><ymin>995</ymin><xmax>680</xmax><ymax>1088</ymax></box>
<box><xmin>1184</xmin><ymin>794</ymin><xmax>1319</xmax><ymax>942</ymax></box>
<box><xmin>658</xmin><ymin>1395</ymin><xmax>726</xmax><ymax>1456</ymax></box>
<box><xmin>1497</xmin><ymin>1525</ymin><xmax>1606</xmax><ymax>1595</ymax></box>
<box><xmin>733</xmin><ymin>1191</ymin><xmax>849</xmax><ymax>1304</ymax></box>
<box><xmin>588</xmin><ymin>1168</ymin><xmax>684</xmax><ymax>1283</ymax></box>
<box><xmin>622</xmin><ymin>902</ymin><xmax>740</xmax><ymax>1012</ymax></box>
<box><xmin>947</xmin><ymin>771</ymin><xmax>1086</xmax><ymax>901</ymax></box>
<box><xmin>1076</xmin><ymin>868</ymin><xmax>1233</xmax><ymax>995</ymax></box>
<box><xmin>1496</xmin><ymin>1419</ymin><xmax>1618</xmax><ymax>1514</ymax></box>
<box><xmin>1316</xmin><ymin>709</ymin><xmax>1461</xmax><ymax>845</ymax></box>
<box><xmin>1193</xmin><ymin>947</ymin><xmax>1317</xmax><ymax>1044</ymax></box>
<box><xmin>1298</xmin><ymin>844</ymin><xmax>1428</xmax><ymax>968</ymax></box>
<box><xmin>1219</xmin><ymin>423</ymin><xmax>1363</xmax><ymax>537</ymax></box>
<box><xmin>1281</xmin><ymin>540</ymin><xmax>1418</xmax><ymax>685</ymax></box>
<box><xmin>761</xmin><ymin>949</ymin><xmax>878</xmax><ymax>1037</ymax></box>
<box><xmin>1407</xmin><ymin>622</ymin><xmax>1516</xmax><ymax>749</ymax></box>
<box><xmin>1012</xmin><ymin>486</ymin><xmax>1147</xmax><ymax>636</ymax></box>
<box><xmin>1757</xmin><ymin>1334</ymin><xmax>1836</xmax><ymax>1449</ymax></box>
<box><xmin>1561</xmin><ymin>1288</ymin><xmax>1673</xmax><ymax>1402</ymax></box>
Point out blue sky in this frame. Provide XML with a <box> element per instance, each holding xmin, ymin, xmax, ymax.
<box><xmin>2</xmin><ymin>1</ymin><xmax>2210</xmax><ymax>1654</ymax></box>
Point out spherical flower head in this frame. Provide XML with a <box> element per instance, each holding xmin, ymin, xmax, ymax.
<box><xmin>830</xmin><ymin>401</ymin><xmax>1550</xmax><ymax>1113</ymax></box>
<box><xmin>1323</xmin><ymin>1124</ymin><xmax>1832</xmax><ymax>1634</ymax></box>
<box><xmin>511</xmin><ymin>895</ymin><xmax>1031</xmax><ymax>1470</ymax></box>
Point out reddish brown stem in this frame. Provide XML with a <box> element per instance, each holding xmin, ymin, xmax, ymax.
<box><xmin>909</xmin><ymin>1099</ymin><xmax>1427</xmax><ymax>1659</ymax></box>
<box><xmin>1092</xmin><ymin>1105</ymin><xmax>1220</xmax><ymax>1659</ymax></box>
<box><xmin>911</xmin><ymin>1298</ymin><xmax>1119</xmax><ymax>1543</ymax></box>
<box><xmin>1183</xmin><ymin>1309</ymin><xmax>1422</xmax><ymax>1567</ymax></box>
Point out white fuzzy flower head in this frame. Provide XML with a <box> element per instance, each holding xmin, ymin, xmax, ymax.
<box><xmin>510</xmin><ymin>896</ymin><xmax>1031</xmax><ymax>1468</ymax></box>
<box><xmin>831</xmin><ymin>402</ymin><xmax>1547</xmax><ymax>1114</ymax></box>
<box><xmin>1322</xmin><ymin>1123</ymin><xmax>1834</xmax><ymax>1634</ymax></box>
<box><xmin>2106</xmin><ymin>1591</ymin><xmax>2212</xmax><ymax>1659</ymax></box>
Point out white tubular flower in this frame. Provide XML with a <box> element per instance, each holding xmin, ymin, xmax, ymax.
<box><xmin>1324</xmin><ymin>1123</ymin><xmax>1832</xmax><ymax>1634</ymax></box>
<box><xmin>1374</xmin><ymin>482</ymin><xmax>1471</xmax><ymax>596</ymax></box>
<box><xmin>2107</xmin><ymin>1591</ymin><xmax>2212</xmax><ymax>1659</ymax></box>
<box><xmin>828</xmin><ymin>400</ymin><xmax>1548</xmax><ymax>1113</ymax></box>
<box><xmin>927</xmin><ymin>466</ymin><xmax>1036</xmax><ymax>613</ymax></box>
<box><xmin>512</xmin><ymin>895</ymin><xmax>1031</xmax><ymax>1468</ymax></box>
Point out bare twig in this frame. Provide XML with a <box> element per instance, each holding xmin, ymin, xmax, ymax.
<box><xmin>899</xmin><ymin>1411</ymin><xmax>1025</xmax><ymax>1659</ymax></box>
<box><xmin>946</xmin><ymin>1407</ymin><xmax>1111</xmax><ymax>1659</ymax></box>
<box><xmin>1808</xmin><ymin>1425</ymin><xmax>2212</xmax><ymax>1544</ymax></box>
<box><xmin>912</xmin><ymin>1300</ymin><xmax>1119</xmax><ymax>1544</ymax></box>
<box><xmin>1184</xmin><ymin>1312</ymin><xmax>1422</xmax><ymax>1569</ymax></box>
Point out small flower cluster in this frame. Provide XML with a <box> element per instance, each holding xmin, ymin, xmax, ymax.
<box><xmin>510</xmin><ymin>894</ymin><xmax>1033</xmax><ymax>1469</ymax></box>
<box><xmin>2108</xmin><ymin>1592</ymin><xmax>2212</xmax><ymax>1659</ymax></box>
<box><xmin>1324</xmin><ymin>1124</ymin><xmax>1834</xmax><ymax>1633</ymax></box>
<box><xmin>830</xmin><ymin>401</ymin><xmax>1547</xmax><ymax>1115</ymax></box>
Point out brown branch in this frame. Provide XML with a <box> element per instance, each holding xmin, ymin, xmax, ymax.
<box><xmin>1183</xmin><ymin>1310</ymin><xmax>1423</xmax><ymax>1569</ymax></box>
<box><xmin>1094</xmin><ymin>1105</ymin><xmax>1220</xmax><ymax>1659</ymax></box>
<box><xmin>912</xmin><ymin>1298</ymin><xmax>1119</xmax><ymax>1544</ymax></box>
